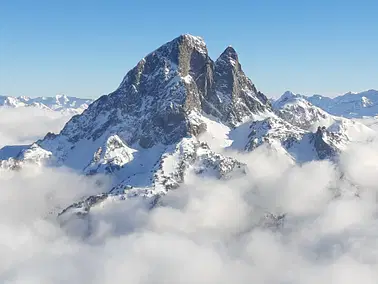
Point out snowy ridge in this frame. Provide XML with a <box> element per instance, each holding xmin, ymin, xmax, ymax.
<box><xmin>305</xmin><ymin>89</ymin><xmax>378</xmax><ymax>118</ymax></box>
<box><xmin>241</xmin><ymin>115</ymin><xmax>349</xmax><ymax>163</ymax></box>
<box><xmin>83</xmin><ymin>135</ymin><xmax>136</xmax><ymax>175</ymax></box>
<box><xmin>0</xmin><ymin>143</ymin><xmax>53</xmax><ymax>170</ymax></box>
<box><xmin>273</xmin><ymin>91</ymin><xmax>337</xmax><ymax>131</ymax></box>
<box><xmin>274</xmin><ymin>91</ymin><xmax>376</xmax><ymax>142</ymax></box>
<box><xmin>0</xmin><ymin>94</ymin><xmax>93</xmax><ymax>114</ymax></box>
<box><xmin>239</xmin><ymin>90</ymin><xmax>377</xmax><ymax>163</ymax></box>
<box><xmin>59</xmin><ymin>136</ymin><xmax>247</xmax><ymax>216</ymax></box>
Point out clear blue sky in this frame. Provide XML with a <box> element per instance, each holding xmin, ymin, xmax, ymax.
<box><xmin>1</xmin><ymin>0</ymin><xmax>377</xmax><ymax>99</ymax></box>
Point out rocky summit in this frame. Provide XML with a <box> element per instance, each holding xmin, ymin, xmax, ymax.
<box><xmin>53</xmin><ymin>34</ymin><xmax>272</xmax><ymax>149</ymax></box>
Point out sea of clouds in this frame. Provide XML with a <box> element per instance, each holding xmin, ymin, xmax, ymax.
<box><xmin>0</xmin><ymin>107</ymin><xmax>71</xmax><ymax>148</ymax></box>
<box><xmin>1</xmin><ymin>107</ymin><xmax>378</xmax><ymax>283</ymax></box>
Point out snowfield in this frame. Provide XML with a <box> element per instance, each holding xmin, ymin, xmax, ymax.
<box><xmin>0</xmin><ymin>94</ymin><xmax>93</xmax><ymax>115</ymax></box>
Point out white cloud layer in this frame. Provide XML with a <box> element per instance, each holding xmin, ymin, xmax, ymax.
<box><xmin>1</xmin><ymin>113</ymin><xmax>378</xmax><ymax>283</ymax></box>
<box><xmin>0</xmin><ymin>107</ymin><xmax>71</xmax><ymax>148</ymax></box>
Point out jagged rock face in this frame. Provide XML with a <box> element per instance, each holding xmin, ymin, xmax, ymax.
<box><xmin>311</xmin><ymin>127</ymin><xmax>345</xmax><ymax>160</ymax></box>
<box><xmin>273</xmin><ymin>91</ymin><xmax>332</xmax><ymax>131</ymax></box>
<box><xmin>49</xmin><ymin>35</ymin><xmax>272</xmax><ymax>150</ymax></box>
<box><xmin>243</xmin><ymin>116</ymin><xmax>349</xmax><ymax>162</ymax></box>
<box><xmin>83</xmin><ymin>135</ymin><xmax>136</xmax><ymax>175</ymax></box>
<box><xmin>245</xmin><ymin>117</ymin><xmax>306</xmax><ymax>152</ymax></box>
<box><xmin>273</xmin><ymin>91</ymin><xmax>376</xmax><ymax>144</ymax></box>
<box><xmin>204</xmin><ymin>46</ymin><xmax>272</xmax><ymax>125</ymax></box>
<box><xmin>54</xmin><ymin>35</ymin><xmax>212</xmax><ymax>148</ymax></box>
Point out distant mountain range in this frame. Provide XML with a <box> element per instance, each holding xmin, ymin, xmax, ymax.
<box><xmin>275</xmin><ymin>90</ymin><xmax>378</xmax><ymax>118</ymax></box>
<box><xmin>0</xmin><ymin>94</ymin><xmax>93</xmax><ymax>115</ymax></box>
<box><xmin>0</xmin><ymin>34</ymin><xmax>376</xmax><ymax>221</ymax></box>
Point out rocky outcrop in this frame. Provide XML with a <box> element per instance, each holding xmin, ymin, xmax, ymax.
<box><xmin>273</xmin><ymin>91</ymin><xmax>331</xmax><ymax>131</ymax></box>
<box><xmin>243</xmin><ymin>116</ymin><xmax>350</xmax><ymax>162</ymax></box>
<box><xmin>312</xmin><ymin>126</ymin><xmax>341</xmax><ymax>160</ymax></box>
<box><xmin>203</xmin><ymin>46</ymin><xmax>271</xmax><ymax>125</ymax></box>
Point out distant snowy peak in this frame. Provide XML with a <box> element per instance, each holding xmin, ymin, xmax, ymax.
<box><xmin>273</xmin><ymin>91</ymin><xmax>335</xmax><ymax>131</ymax></box>
<box><xmin>243</xmin><ymin>116</ymin><xmax>349</xmax><ymax>163</ymax></box>
<box><xmin>273</xmin><ymin>91</ymin><xmax>376</xmax><ymax>142</ymax></box>
<box><xmin>306</xmin><ymin>89</ymin><xmax>378</xmax><ymax>118</ymax></box>
<box><xmin>272</xmin><ymin>91</ymin><xmax>300</xmax><ymax>108</ymax></box>
<box><xmin>0</xmin><ymin>94</ymin><xmax>93</xmax><ymax>114</ymax></box>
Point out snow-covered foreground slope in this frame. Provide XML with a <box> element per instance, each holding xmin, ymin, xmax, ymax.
<box><xmin>0</xmin><ymin>94</ymin><xmax>93</xmax><ymax>115</ymax></box>
<box><xmin>304</xmin><ymin>89</ymin><xmax>378</xmax><ymax>118</ymax></box>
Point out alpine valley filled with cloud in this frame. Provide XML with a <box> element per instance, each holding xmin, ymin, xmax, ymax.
<box><xmin>2</xmin><ymin>34</ymin><xmax>378</xmax><ymax>283</ymax></box>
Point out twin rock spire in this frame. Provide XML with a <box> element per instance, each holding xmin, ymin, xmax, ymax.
<box><xmin>48</xmin><ymin>34</ymin><xmax>272</xmax><ymax>149</ymax></box>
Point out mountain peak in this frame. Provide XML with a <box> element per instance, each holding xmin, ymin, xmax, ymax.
<box><xmin>273</xmin><ymin>91</ymin><xmax>300</xmax><ymax>108</ymax></box>
<box><xmin>217</xmin><ymin>45</ymin><xmax>239</xmax><ymax>64</ymax></box>
<box><xmin>38</xmin><ymin>34</ymin><xmax>271</xmax><ymax>149</ymax></box>
<box><xmin>281</xmin><ymin>90</ymin><xmax>297</xmax><ymax>99</ymax></box>
<box><xmin>118</xmin><ymin>34</ymin><xmax>209</xmax><ymax>91</ymax></box>
<box><xmin>161</xmin><ymin>34</ymin><xmax>208</xmax><ymax>56</ymax></box>
<box><xmin>173</xmin><ymin>34</ymin><xmax>207</xmax><ymax>54</ymax></box>
<box><xmin>179</xmin><ymin>34</ymin><xmax>205</xmax><ymax>43</ymax></box>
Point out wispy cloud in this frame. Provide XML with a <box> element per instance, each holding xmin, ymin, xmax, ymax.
<box><xmin>0</xmin><ymin>107</ymin><xmax>71</xmax><ymax>148</ymax></box>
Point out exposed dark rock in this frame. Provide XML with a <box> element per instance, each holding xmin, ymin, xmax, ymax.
<box><xmin>312</xmin><ymin>126</ymin><xmax>339</xmax><ymax>159</ymax></box>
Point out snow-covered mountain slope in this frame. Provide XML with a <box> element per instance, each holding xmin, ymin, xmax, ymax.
<box><xmin>238</xmin><ymin>91</ymin><xmax>377</xmax><ymax>162</ymax></box>
<box><xmin>273</xmin><ymin>91</ymin><xmax>376</xmax><ymax>142</ymax></box>
<box><xmin>0</xmin><ymin>94</ymin><xmax>93</xmax><ymax>115</ymax></box>
<box><xmin>228</xmin><ymin>116</ymin><xmax>347</xmax><ymax>163</ymax></box>
<box><xmin>273</xmin><ymin>91</ymin><xmax>336</xmax><ymax>131</ymax></box>
<box><xmin>305</xmin><ymin>89</ymin><xmax>378</xmax><ymax>118</ymax></box>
